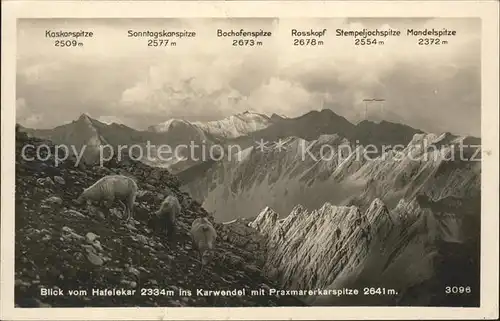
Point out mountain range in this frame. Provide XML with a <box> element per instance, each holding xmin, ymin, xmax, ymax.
<box><xmin>19</xmin><ymin>107</ymin><xmax>481</xmax><ymax>306</ymax></box>
<box><xmin>148</xmin><ymin>110</ymin><xmax>277</xmax><ymax>139</ymax></box>
<box><xmin>20</xmin><ymin>109</ymin><xmax>427</xmax><ymax>173</ymax></box>
<box><xmin>251</xmin><ymin>192</ymin><xmax>479</xmax><ymax>306</ymax></box>
<box><xmin>206</xmin><ymin>128</ymin><xmax>481</xmax><ymax>306</ymax></box>
<box><xmin>180</xmin><ymin>130</ymin><xmax>480</xmax><ymax>221</ymax></box>
<box><xmin>21</xmin><ymin>111</ymin><xmax>279</xmax><ymax>172</ymax></box>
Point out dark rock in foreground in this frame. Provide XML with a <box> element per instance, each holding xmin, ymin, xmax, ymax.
<box><xmin>14</xmin><ymin>133</ymin><xmax>306</xmax><ymax>308</ymax></box>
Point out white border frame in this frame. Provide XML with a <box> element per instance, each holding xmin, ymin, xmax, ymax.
<box><xmin>1</xmin><ymin>1</ymin><xmax>499</xmax><ymax>320</ymax></box>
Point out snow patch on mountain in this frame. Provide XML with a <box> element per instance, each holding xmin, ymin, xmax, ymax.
<box><xmin>149</xmin><ymin>111</ymin><xmax>273</xmax><ymax>139</ymax></box>
<box><xmin>193</xmin><ymin>111</ymin><xmax>272</xmax><ymax>139</ymax></box>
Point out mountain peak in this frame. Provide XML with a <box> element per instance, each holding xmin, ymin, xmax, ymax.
<box><xmin>300</xmin><ymin>108</ymin><xmax>339</xmax><ymax>118</ymax></box>
<box><xmin>270</xmin><ymin>113</ymin><xmax>288</xmax><ymax>121</ymax></box>
<box><xmin>234</xmin><ymin>110</ymin><xmax>269</xmax><ymax>119</ymax></box>
<box><xmin>76</xmin><ymin>113</ymin><xmax>95</xmax><ymax>125</ymax></box>
<box><xmin>148</xmin><ymin>118</ymin><xmax>194</xmax><ymax>133</ymax></box>
<box><xmin>78</xmin><ymin>113</ymin><xmax>92</xmax><ymax>120</ymax></box>
<box><xmin>240</xmin><ymin>109</ymin><xmax>261</xmax><ymax>115</ymax></box>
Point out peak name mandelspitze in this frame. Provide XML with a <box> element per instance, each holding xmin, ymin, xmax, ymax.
<box><xmin>406</xmin><ymin>28</ymin><xmax>457</xmax><ymax>37</ymax></box>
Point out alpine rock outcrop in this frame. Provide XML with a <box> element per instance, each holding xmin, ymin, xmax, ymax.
<box><xmin>180</xmin><ymin>130</ymin><xmax>480</xmax><ymax>223</ymax></box>
<box><xmin>250</xmin><ymin>190</ymin><xmax>479</xmax><ymax>306</ymax></box>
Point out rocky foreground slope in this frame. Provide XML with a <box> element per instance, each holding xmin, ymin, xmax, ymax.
<box><xmin>14</xmin><ymin>131</ymin><xmax>305</xmax><ymax>307</ymax></box>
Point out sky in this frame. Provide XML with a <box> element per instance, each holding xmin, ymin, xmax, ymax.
<box><xmin>16</xmin><ymin>17</ymin><xmax>481</xmax><ymax>136</ymax></box>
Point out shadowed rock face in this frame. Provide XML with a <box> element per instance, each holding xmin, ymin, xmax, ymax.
<box><xmin>240</xmin><ymin>132</ymin><xmax>481</xmax><ymax>307</ymax></box>
<box><xmin>181</xmin><ymin>130</ymin><xmax>480</xmax><ymax>224</ymax></box>
<box><xmin>249</xmin><ymin>193</ymin><xmax>480</xmax><ymax>307</ymax></box>
<box><xmin>14</xmin><ymin>132</ymin><xmax>306</xmax><ymax>308</ymax></box>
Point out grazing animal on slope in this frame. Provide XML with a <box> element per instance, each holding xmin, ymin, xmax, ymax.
<box><xmin>150</xmin><ymin>195</ymin><xmax>181</xmax><ymax>239</ymax></box>
<box><xmin>190</xmin><ymin>217</ymin><xmax>217</xmax><ymax>272</ymax></box>
<box><xmin>76</xmin><ymin>175</ymin><xmax>138</xmax><ymax>223</ymax></box>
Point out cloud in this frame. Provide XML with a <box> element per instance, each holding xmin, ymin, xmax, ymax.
<box><xmin>16</xmin><ymin>18</ymin><xmax>481</xmax><ymax>136</ymax></box>
<box><xmin>16</xmin><ymin>97</ymin><xmax>44</xmax><ymax>128</ymax></box>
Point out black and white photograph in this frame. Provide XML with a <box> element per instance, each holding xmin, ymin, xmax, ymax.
<box><xmin>2</xmin><ymin>1</ymin><xmax>499</xmax><ymax>319</ymax></box>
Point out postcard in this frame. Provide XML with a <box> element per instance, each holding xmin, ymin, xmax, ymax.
<box><xmin>1</xmin><ymin>1</ymin><xmax>498</xmax><ymax>320</ymax></box>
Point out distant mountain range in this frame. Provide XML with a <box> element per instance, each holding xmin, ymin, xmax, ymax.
<box><xmin>180</xmin><ymin>127</ymin><xmax>481</xmax><ymax>306</ymax></box>
<box><xmin>216</xmin><ymin>109</ymin><xmax>428</xmax><ymax>157</ymax></box>
<box><xmin>18</xmin><ymin>107</ymin><xmax>482</xmax><ymax>307</ymax></box>
<box><xmin>148</xmin><ymin>110</ymin><xmax>278</xmax><ymax>139</ymax></box>
<box><xmin>20</xmin><ymin>108</ymin><xmax>433</xmax><ymax>173</ymax></box>
<box><xmin>20</xmin><ymin>108</ymin><xmax>481</xmax><ymax>224</ymax></box>
<box><xmin>180</xmin><ymin>130</ymin><xmax>481</xmax><ymax>222</ymax></box>
<box><xmin>20</xmin><ymin>111</ymin><xmax>277</xmax><ymax>172</ymax></box>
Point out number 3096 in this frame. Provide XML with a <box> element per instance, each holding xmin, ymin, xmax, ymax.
<box><xmin>445</xmin><ymin>286</ymin><xmax>471</xmax><ymax>294</ymax></box>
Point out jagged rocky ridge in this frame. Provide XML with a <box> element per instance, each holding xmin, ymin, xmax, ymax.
<box><xmin>180</xmin><ymin>131</ymin><xmax>480</xmax><ymax>222</ymax></box>
<box><xmin>14</xmin><ymin>131</ymin><xmax>305</xmax><ymax>307</ymax></box>
<box><xmin>250</xmin><ymin>193</ymin><xmax>480</xmax><ymax>306</ymax></box>
<box><xmin>178</xmin><ymin>128</ymin><xmax>481</xmax><ymax>306</ymax></box>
